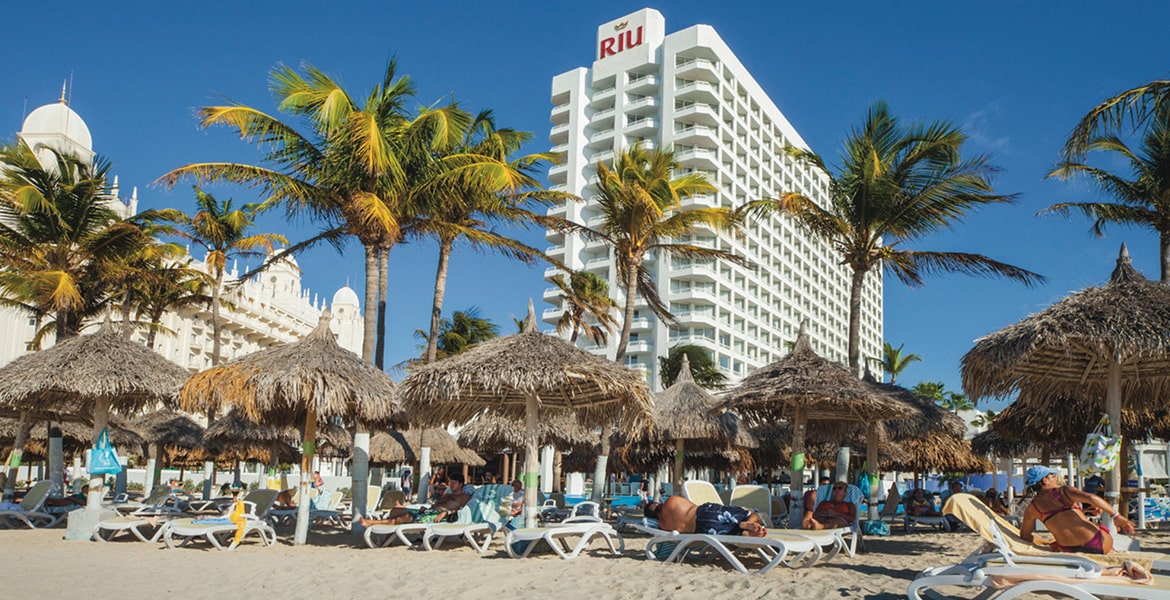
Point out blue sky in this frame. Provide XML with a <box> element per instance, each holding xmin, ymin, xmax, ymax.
<box><xmin>4</xmin><ymin>2</ymin><xmax>1169</xmax><ymax>407</ymax></box>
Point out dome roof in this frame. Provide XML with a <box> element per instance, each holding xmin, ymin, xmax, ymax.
<box><xmin>332</xmin><ymin>285</ymin><xmax>360</xmax><ymax>307</ymax></box>
<box><xmin>20</xmin><ymin>101</ymin><xmax>93</xmax><ymax>154</ymax></box>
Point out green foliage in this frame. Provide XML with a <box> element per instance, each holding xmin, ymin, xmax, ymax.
<box><xmin>550</xmin><ymin>270</ymin><xmax>618</xmax><ymax>345</ymax></box>
<box><xmin>414</xmin><ymin>307</ymin><xmax>498</xmax><ymax>360</ymax></box>
<box><xmin>881</xmin><ymin>342</ymin><xmax>921</xmax><ymax>383</ymax></box>
<box><xmin>912</xmin><ymin>380</ymin><xmax>973</xmax><ymax>413</ymax></box>
<box><xmin>658</xmin><ymin>344</ymin><xmax>728</xmax><ymax>389</ymax></box>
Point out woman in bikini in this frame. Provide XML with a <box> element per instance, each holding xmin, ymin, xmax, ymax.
<box><xmin>1019</xmin><ymin>466</ymin><xmax>1134</xmax><ymax>555</ymax></box>
<box><xmin>803</xmin><ymin>482</ymin><xmax>856</xmax><ymax>530</ymax></box>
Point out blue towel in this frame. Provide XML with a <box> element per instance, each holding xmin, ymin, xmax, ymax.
<box><xmin>191</xmin><ymin>518</ymin><xmax>232</xmax><ymax>525</ymax></box>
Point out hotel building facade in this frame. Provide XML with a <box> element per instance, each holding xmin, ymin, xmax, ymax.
<box><xmin>0</xmin><ymin>96</ymin><xmax>364</xmax><ymax>372</ymax></box>
<box><xmin>541</xmin><ymin>9</ymin><xmax>883</xmax><ymax>389</ymax></box>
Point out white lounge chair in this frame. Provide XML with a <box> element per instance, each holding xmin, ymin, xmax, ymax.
<box><xmin>0</xmin><ymin>481</ymin><xmax>68</xmax><ymax>528</ymax></box>
<box><xmin>161</xmin><ymin>489</ymin><xmax>279</xmax><ymax>551</ymax></box>
<box><xmin>908</xmin><ymin>493</ymin><xmax>1170</xmax><ymax>600</ymax></box>
<box><xmin>903</xmin><ymin>489</ymin><xmax>951</xmax><ymax>532</ymax></box>
<box><xmin>631</xmin><ymin>520</ymin><xmax>813</xmax><ymax>574</ymax></box>
<box><xmin>422</xmin><ymin>484</ymin><xmax>514</xmax><ymax>553</ymax></box>
<box><xmin>733</xmin><ymin>483</ymin><xmax>849</xmax><ymax>563</ymax></box>
<box><xmin>503</xmin><ymin>521</ymin><xmax>623</xmax><ymax>559</ymax></box>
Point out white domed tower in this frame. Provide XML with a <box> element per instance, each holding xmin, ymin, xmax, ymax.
<box><xmin>19</xmin><ymin>86</ymin><xmax>95</xmax><ymax>167</ymax></box>
<box><xmin>329</xmin><ymin>285</ymin><xmax>363</xmax><ymax>355</ymax></box>
<box><xmin>263</xmin><ymin>252</ymin><xmax>302</xmax><ymax>300</ymax></box>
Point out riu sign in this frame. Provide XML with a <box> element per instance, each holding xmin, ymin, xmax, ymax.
<box><xmin>599</xmin><ymin>22</ymin><xmax>644</xmax><ymax>59</ymax></box>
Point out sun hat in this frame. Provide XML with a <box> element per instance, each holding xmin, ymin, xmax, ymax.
<box><xmin>1025</xmin><ymin>465</ymin><xmax>1054</xmax><ymax>487</ymax></box>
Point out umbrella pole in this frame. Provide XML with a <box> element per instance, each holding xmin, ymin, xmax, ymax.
<box><xmin>350</xmin><ymin>424</ymin><xmax>370</xmax><ymax>533</ymax></box>
<box><xmin>144</xmin><ymin>443</ymin><xmax>158</xmax><ymax>496</ymax></box>
<box><xmin>523</xmin><ymin>393</ymin><xmax>541</xmax><ymax>529</ymax></box>
<box><xmin>673</xmin><ymin>439</ymin><xmax>685</xmax><ymax>495</ymax></box>
<box><xmin>294</xmin><ymin>409</ymin><xmax>317</xmax><ymax>546</ymax></box>
<box><xmin>1106</xmin><ymin>358</ymin><xmax>1123</xmax><ymax>519</ymax></box>
<box><xmin>87</xmin><ymin>398</ymin><xmax>110</xmax><ymax>510</ymax></box>
<box><xmin>788</xmin><ymin>407</ymin><xmax>807</xmax><ymax>529</ymax></box>
<box><xmin>3</xmin><ymin>411</ymin><xmax>30</xmax><ymax>500</ymax></box>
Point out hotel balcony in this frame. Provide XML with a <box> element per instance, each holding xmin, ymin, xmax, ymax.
<box><xmin>541</xmin><ymin>307</ymin><xmax>564</xmax><ymax>322</ymax></box>
<box><xmin>676</xmin><ymin>147</ymin><xmax>719</xmax><ymax>170</ymax></box>
<box><xmin>625</xmin><ymin>96</ymin><xmax>659</xmax><ymax>116</ymax></box>
<box><xmin>675</xmin><ymin>58</ymin><xmax>720</xmax><ymax>83</ymax></box>
<box><xmin>549</xmin><ymin>123</ymin><xmax>570</xmax><ymax>144</ymax></box>
<box><xmin>544</xmin><ymin>266</ymin><xmax>564</xmax><ymax>279</ymax></box>
<box><xmin>675</xmin><ymin>80</ymin><xmax>719</xmax><ymax>104</ymax></box>
<box><xmin>629</xmin><ymin>316</ymin><xmax>652</xmax><ymax>331</ymax></box>
<box><xmin>545</xmin><ymin>244</ymin><xmax>566</xmax><ymax>258</ymax></box>
<box><xmin>547</xmin><ymin>163</ymin><xmax>569</xmax><ymax>184</ymax></box>
<box><xmin>675</xmin><ymin>103</ymin><xmax>719</xmax><ymax>127</ymax></box>
<box><xmin>590</xmin><ymin>107</ymin><xmax>616</xmax><ymax>128</ymax></box>
<box><xmin>584</xmin><ymin>256</ymin><xmax>610</xmax><ymax>270</ymax></box>
<box><xmin>590</xmin><ymin>149</ymin><xmax>615</xmax><ymax>166</ymax></box>
<box><xmin>669</xmin><ymin>261</ymin><xmax>718</xmax><ymax>283</ymax></box>
<box><xmin>550</xmin><ymin>143</ymin><xmax>569</xmax><ymax>154</ymax></box>
<box><xmin>589</xmin><ymin>87</ymin><xmax>617</xmax><ymax>109</ymax></box>
<box><xmin>679</xmin><ymin>193</ymin><xmax>718</xmax><ymax>209</ymax></box>
<box><xmin>626</xmin><ymin>74</ymin><xmax>659</xmax><ymax>94</ymax></box>
<box><xmin>673</xmin><ymin>125</ymin><xmax>718</xmax><ymax>148</ymax></box>
<box><xmin>542</xmin><ymin>287</ymin><xmax>561</xmax><ymax>300</ymax></box>
<box><xmin>550</xmin><ymin>103</ymin><xmax>571</xmax><ymax>125</ymax></box>
<box><xmin>674</xmin><ymin>311</ymin><xmax>719</xmax><ymax>330</ymax></box>
<box><xmin>625</xmin><ymin>340</ymin><xmax>651</xmax><ymax>354</ymax></box>
<box><xmin>588</xmin><ymin>128</ymin><xmax>616</xmax><ymax>149</ymax></box>
<box><xmin>625</xmin><ymin>117</ymin><xmax>659</xmax><ymax>136</ymax></box>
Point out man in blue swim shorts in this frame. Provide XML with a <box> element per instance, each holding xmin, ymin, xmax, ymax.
<box><xmin>644</xmin><ymin>495</ymin><xmax>767</xmax><ymax>537</ymax></box>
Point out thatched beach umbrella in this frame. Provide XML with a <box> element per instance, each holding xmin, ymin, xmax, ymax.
<box><xmin>131</xmin><ymin>409</ymin><xmax>204</xmax><ymax>492</ymax></box>
<box><xmin>632</xmin><ymin>355</ymin><xmax>758</xmax><ymax>492</ymax></box>
<box><xmin>369</xmin><ymin>427</ymin><xmax>485</xmax><ymax>467</ymax></box>
<box><xmin>869</xmin><ymin>380</ymin><xmax>991</xmax><ymax>474</ymax></box>
<box><xmin>458</xmin><ymin>410</ymin><xmax>597</xmax><ymax>483</ymax></box>
<box><xmin>0</xmin><ymin>317</ymin><xmax>188</xmax><ymax>524</ymax></box>
<box><xmin>203</xmin><ymin>410</ymin><xmax>301</xmax><ymax>464</ymax></box>
<box><xmin>180</xmin><ymin>310</ymin><xmax>400</xmax><ymax>545</ymax></box>
<box><xmin>2</xmin><ymin>415</ymin><xmax>146</xmax><ymax>460</ymax></box>
<box><xmin>962</xmin><ymin>245</ymin><xmax>1170</xmax><ymax>510</ymax></box>
<box><xmin>748</xmin><ymin>421</ymin><xmax>910</xmax><ymax>472</ymax></box>
<box><xmin>401</xmin><ymin>304</ymin><xmax>652</xmax><ymax>528</ymax></box>
<box><xmin>721</xmin><ymin>322</ymin><xmax>918</xmax><ymax>524</ymax></box>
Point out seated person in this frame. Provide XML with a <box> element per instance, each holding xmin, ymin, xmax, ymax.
<box><xmin>939</xmin><ymin>481</ymin><xmax>964</xmax><ymax>506</ymax></box>
<box><xmin>44</xmin><ymin>485</ymin><xmax>88</xmax><ymax>507</ymax></box>
<box><xmin>982</xmin><ymin>488</ymin><xmax>1010</xmax><ymax>516</ymax></box>
<box><xmin>275</xmin><ymin>488</ymin><xmax>297</xmax><ymax>507</ymax></box>
<box><xmin>907</xmin><ymin>488</ymin><xmax>940</xmax><ymax>517</ymax></box>
<box><xmin>509</xmin><ymin>479</ymin><xmax>524</xmax><ymax>518</ymax></box>
<box><xmin>801</xmin><ymin>476</ymin><xmax>831</xmax><ymax>517</ymax></box>
<box><xmin>803</xmin><ymin>482</ymin><xmax>856</xmax><ymax>530</ymax></box>
<box><xmin>643</xmin><ymin>495</ymin><xmax>767</xmax><ymax>537</ymax></box>
<box><xmin>1020</xmin><ymin>466</ymin><xmax>1134</xmax><ymax>555</ymax></box>
<box><xmin>360</xmin><ymin>474</ymin><xmax>471</xmax><ymax>527</ymax></box>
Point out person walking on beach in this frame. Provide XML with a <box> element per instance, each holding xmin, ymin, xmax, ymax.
<box><xmin>1019</xmin><ymin>466</ymin><xmax>1134</xmax><ymax>554</ymax></box>
<box><xmin>400</xmin><ymin>468</ymin><xmax>412</xmax><ymax>502</ymax></box>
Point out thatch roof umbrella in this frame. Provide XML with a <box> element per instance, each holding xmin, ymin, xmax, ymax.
<box><xmin>180</xmin><ymin>310</ymin><xmax>400</xmax><ymax>545</ymax></box>
<box><xmin>131</xmin><ymin>409</ymin><xmax>204</xmax><ymax>493</ymax></box>
<box><xmin>2</xmin><ymin>415</ymin><xmax>146</xmax><ymax>458</ymax></box>
<box><xmin>400</xmin><ymin>304</ymin><xmax>652</xmax><ymax>528</ymax></box>
<box><xmin>369</xmin><ymin>427</ymin><xmax>485</xmax><ymax>467</ymax></box>
<box><xmin>203</xmin><ymin>410</ymin><xmax>301</xmax><ymax>463</ymax></box>
<box><xmin>0</xmin><ymin>317</ymin><xmax>187</xmax><ymax>520</ymax></box>
<box><xmin>630</xmin><ymin>355</ymin><xmax>758</xmax><ymax>492</ymax></box>
<box><xmin>961</xmin><ymin>245</ymin><xmax>1170</xmax><ymax>510</ymax></box>
<box><xmin>458</xmin><ymin>410</ymin><xmax>598</xmax><ymax>485</ymax></box>
<box><xmin>721</xmin><ymin>322</ymin><xmax>918</xmax><ymax>523</ymax></box>
<box><xmin>868</xmin><ymin>380</ymin><xmax>991</xmax><ymax>474</ymax></box>
<box><xmin>748</xmin><ymin>421</ymin><xmax>910</xmax><ymax>472</ymax></box>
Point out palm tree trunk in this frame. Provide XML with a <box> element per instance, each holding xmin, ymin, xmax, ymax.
<box><xmin>375</xmin><ymin>245</ymin><xmax>389</xmax><ymax>370</ymax></box>
<box><xmin>211</xmin><ymin>270</ymin><xmax>224</xmax><ymax>366</ymax></box>
<box><xmin>613</xmin><ymin>259</ymin><xmax>641</xmax><ymax>363</ymax></box>
<box><xmin>120</xmin><ymin>291</ymin><xmax>133</xmax><ymax>337</ymax></box>
<box><xmin>847</xmin><ymin>267</ymin><xmax>867</xmax><ymax>375</ymax></box>
<box><xmin>1161</xmin><ymin>231</ymin><xmax>1169</xmax><ymax>284</ymax></box>
<box><xmin>361</xmin><ymin>244</ymin><xmax>378</xmax><ymax>362</ymax></box>
<box><xmin>426</xmin><ymin>237</ymin><xmax>454</xmax><ymax>364</ymax></box>
<box><xmin>146</xmin><ymin>314</ymin><xmax>162</xmax><ymax>350</ymax></box>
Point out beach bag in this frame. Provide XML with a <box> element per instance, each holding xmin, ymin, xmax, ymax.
<box><xmin>1079</xmin><ymin>415</ymin><xmax>1121</xmax><ymax>477</ymax></box>
<box><xmin>863</xmin><ymin>520</ymin><xmax>889</xmax><ymax>536</ymax></box>
<box><xmin>88</xmin><ymin>428</ymin><xmax>122</xmax><ymax>475</ymax></box>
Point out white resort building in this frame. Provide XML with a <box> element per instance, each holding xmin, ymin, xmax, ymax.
<box><xmin>541</xmin><ymin>8</ymin><xmax>883</xmax><ymax>389</ymax></box>
<box><xmin>0</xmin><ymin>93</ymin><xmax>364</xmax><ymax>371</ymax></box>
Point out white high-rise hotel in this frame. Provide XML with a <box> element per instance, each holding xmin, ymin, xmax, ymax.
<box><xmin>542</xmin><ymin>9</ymin><xmax>882</xmax><ymax>389</ymax></box>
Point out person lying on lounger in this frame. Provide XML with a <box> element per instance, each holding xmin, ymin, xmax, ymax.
<box><xmin>643</xmin><ymin>495</ymin><xmax>767</xmax><ymax>537</ymax></box>
<box><xmin>803</xmin><ymin>482</ymin><xmax>856</xmax><ymax>530</ymax></box>
<box><xmin>1019</xmin><ymin>465</ymin><xmax>1133</xmax><ymax>555</ymax></box>
<box><xmin>359</xmin><ymin>474</ymin><xmax>471</xmax><ymax>527</ymax></box>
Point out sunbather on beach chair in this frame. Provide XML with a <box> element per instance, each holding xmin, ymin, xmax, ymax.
<box><xmin>0</xmin><ymin>481</ymin><xmax>63</xmax><ymax>528</ymax></box>
<box><xmin>360</xmin><ymin>473</ymin><xmax>471</xmax><ymax>527</ymax></box>
<box><xmin>803</xmin><ymin>481</ymin><xmax>856</xmax><ymax>530</ymax></box>
<box><xmin>646</xmin><ymin>496</ymin><xmax>768</xmax><ymax>538</ymax></box>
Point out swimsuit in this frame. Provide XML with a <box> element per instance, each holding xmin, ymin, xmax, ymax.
<box><xmin>1033</xmin><ymin>488</ymin><xmax>1107</xmax><ymax>554</ymax></box>
<box><xmin>694</xmin><ymin>503</ymin><xmax>753</xmax><ymax>536</ymax></box>
<box><xmin>405</xmin><ymin>508</ymin><xmax>445</xmax><ymax>524</ymax></box>
<box><xmin>1037</xmin><ymin>488</ymin><xmax>1084</xmax><ymax>523</ymax></box>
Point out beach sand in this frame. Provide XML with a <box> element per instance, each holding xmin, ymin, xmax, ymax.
<box><xmin>3</xmin><ymin>526</ymin><xmax>1169</xmax><ymax>599</ymax></box>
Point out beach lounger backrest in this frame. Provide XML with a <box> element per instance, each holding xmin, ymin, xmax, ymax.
<box><xmin>814</xmin><ymin>483</ymin><xmax>864</xmax><ymax>528</ymax></box>
<box><xmin>17</xmin><ymin>481</ymin><xmax>53</xmax><ymax>512</ymax></box>
<box><xmin>241</xmin><ymin>488</ymin><xmax>279</xmax><ymax>518</ymax></box>
<box><xmin>451</xmin><ymin>484</ymin><xmax>512</xmax><ymax>529</ymax></box>
<box><xmin>729</xmin><ymin>484</ymin><xmax>771</xmax><ymax>523</ymax></box>
<box><xmin>682</xmin><ymin>480</ymin><xmax>722</xmax><ymax>505</ymax></box>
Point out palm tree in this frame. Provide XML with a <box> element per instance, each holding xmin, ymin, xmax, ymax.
<box><xmin>153</xmin><ymin>187</ymin><xmax>286</xmax><ymax>367</ymax></box>
<box><xmin>414</xmin><ymin>110</ymin><xmax>563</xmax><ymax>364</ymax></box>
<box><xmin>744</xmin><ymin>101</ymin><xmax>1044</xmax><ymax>373</ymax></box>
<box><xmin>575</xmin><ymin>144</ymin><xmax>741</xmax><ymax>362</ymax></box>
<box><xmin>658</xmin><ymin>344</ymin><xmax>728</xmax><ymax>389</ymax></box>
<box><xmin>1044</xmin><ymin>103</ymin><xmax>1170</xmax><ymax>282</ymax></box>
<box><xmin>157</xmin><ymin>60</ymin><xmax>469</xmax><ymax>365</ymax></box>
<box><xmin>1062</xmin><ymin>79</ymin><xmax>1170</xmax><ymax>160</ymax></box>
<box><xmin>881</xmin><ymin>341</ymin><xmax>921</xmax><ymax>384</ymax></box>
<box><xmin>550</xmin><ymin>270</ymin><xmax>618</xmax><ymax>345</ymax></box>
<box><xmin>0</xmin><ymin>141</ymin><xmax>146</xmax><ymax>342</ymax></box>
<box><xmin>413</xmin><ymin>307</ymin><xmax>498</xmax><ymax>360</ymax></box>
<box><xmin>572</xmin><ymin>144</ymin><xmax>741</xmax><ymax>502</ymax></box>
<box><xmin>132</xmin><ymin>259</ymin><xmax>213</xmax><ymax>350</ymax></box>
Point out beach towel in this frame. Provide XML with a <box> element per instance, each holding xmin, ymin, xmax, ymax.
<box><xmin>989</xmin><ymin>560</ymin><xmax>1154</xmax><ymax>588</ymax></box>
